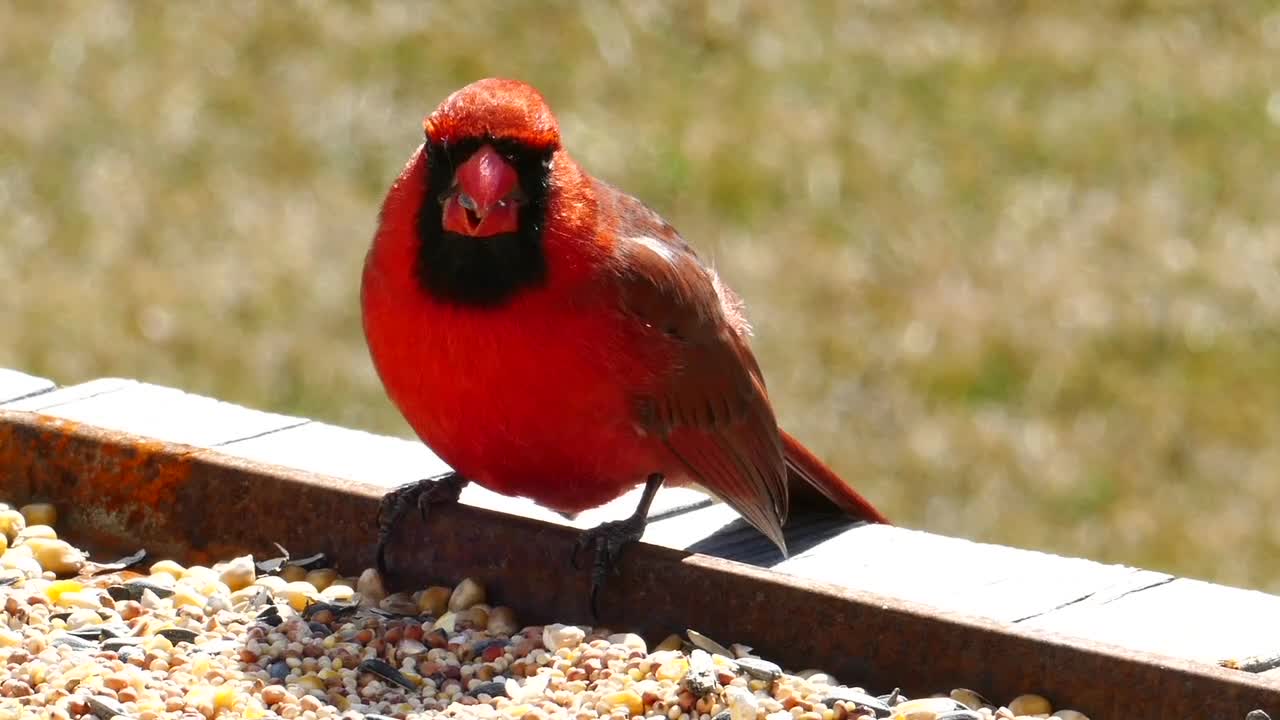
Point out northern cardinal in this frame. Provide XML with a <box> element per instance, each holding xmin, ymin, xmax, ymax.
<box><xmin>362</xmin><ymin>78</ymin><xmax>887</xmax><ymax>610</ymax></box>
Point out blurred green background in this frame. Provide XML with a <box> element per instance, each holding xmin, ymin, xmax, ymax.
<box><xmin>3</xmin><ymin>2</ymin><xmax>1279</xmax><ymax>591</ymax></box>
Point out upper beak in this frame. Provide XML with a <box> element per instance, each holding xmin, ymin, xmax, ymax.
<box><xmin>441</xmin><ymin>144</ymin><xmax>523</xmax><ymax>237</ymax></box>
<box><xmin>455</xmin><ymin>145</ymin><xmax>518</xmax><ymax>218</ymax></box>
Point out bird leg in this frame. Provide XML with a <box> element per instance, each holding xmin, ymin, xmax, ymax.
<box><xmin>571</xmin><ymin>473</ymin><xmax>664</xmax><ymax>619</ymax></box>
<box><xmin>375</xmin><ymin>471</ymin><xmax>470</xmax><ymax>577</ymax></box>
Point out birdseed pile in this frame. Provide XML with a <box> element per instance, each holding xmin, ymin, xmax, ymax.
<box><xmin>0</xmin><ymin>501</ymin><xmax>1092</xmax><ymax>720</ymax></box>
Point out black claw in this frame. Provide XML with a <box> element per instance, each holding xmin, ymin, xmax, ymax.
<box><xmin>375</xmin><ymin>484</ymin><xmax>418</xmax><ymax>577</ymax></box>
<box><xmin>569</xmin><ymin>473</ymin><xmax>665</xmax><ymax>620</ymax></box>
<box><xmin>572</xmin><ymin>514</ymin><xmax>648</xmax><ymax>619</ymax></box>
<box><xmin>589</xmin><ymin>581</ymin><xmax>603</xmax><ymax>622</ymax></box>
<box><xmin>373</xmin><ymin>471</ymin><xmax>468</xmax><ymax>580</ymax></box>
<box><xmin>570</xmin><ymin>537</ymin><xmax>586</xmax><ymax>571</ymax></box>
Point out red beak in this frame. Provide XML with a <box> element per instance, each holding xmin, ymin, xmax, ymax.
<box><xmin>442</xmin><ymin>145</ymin><xmax>522</xmax><ymax>237</ymax></box>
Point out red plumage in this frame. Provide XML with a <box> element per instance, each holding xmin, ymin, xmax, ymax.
<box><xmin>362</xmin><ymin>78</ymin><xmax>886</xmax><ymax>560</ymax></box>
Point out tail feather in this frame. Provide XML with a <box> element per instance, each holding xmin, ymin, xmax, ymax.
<box><xmin>781</xmin><ymin>429</ymin><xmax>889</xmax><ymax>525</ymax></box>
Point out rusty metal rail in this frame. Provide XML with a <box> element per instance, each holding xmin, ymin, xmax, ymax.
<box><xmin>1</xmin><ymin>409</ymin><xmax>1277</xmax><ymax>718</ymax></box>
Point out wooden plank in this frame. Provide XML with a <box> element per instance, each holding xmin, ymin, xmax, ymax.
<box><xmin>6</xmin><ymin>374</ymin><xmax>1280</xmax><ymax>675</ymax></box>
<box><xmin>215</xmin><ymin>415</ymin><xmax>938</xmax><ymax>578</ymax></box>
<box><xmin>7</xmin><ymin>409</ymin><xmax>1279</xmax><ymax>718</ymax></box>
<box><xmin>217</xmin><ymin>419</ymin><xmax>448</xmax><ymax>488</ymax></box>
<box><xmin>1</xmin><ymin>376</ymin><xmax>806</xmax><ymax>551</ymax></box>
<box><xmin>218</xmin><ymin>420</ymin><xmax>568</xmax><ymax>525</ymax></box>
<box><xmin>3</xmin><ymin>379</ymin><xmax>304</xmax><ymax>447</ymax></box>
<box><xmin>685</xmin><ymin>511</ymin><xmax>863</xmax><ymax>566</ymax></box>
<box><xmin>205</xmin><ymin>392</ymin><xmax>1280</xmax><ymax>669</ymax></box>
<box><xmin>216</xmin><ymin>420</ymin><xmax>714</xmax><ymax>531</ymax></box>
<box><xmin>1020</xmin><ymin>577</ymin><xmax>1280</xmax><ymax>665</ymax></box>
<box><xmin>3</xmin><ymin>377</ymin><xmax>135</xmax><ymax>411</ymax></box>
<box><xmin>0</xmin><ymin>369</ymin><xmax>55</xmax><ymax>404</ymax></box>
<box><xmin>0</xmin><ymin>374</ymin><xmax>710</xmax><ymax>534</ymax></box>
<box><xmin>640</xmin><ymin>502</ymin><xmax>741</xmax><ymax>550</ymax></box>
<box><xmin>573</xmin><ymin>486</ymin><xmax>714</xmax><ymax>530</ymax></box>
<box><xmin>776</xmin><ymin>524</ymin><xmax>1174</xmax><ymax>625</ymax></box>
<box><xmin>626</xmin><ymin>501</ymin><xmax>869</xmax><ymax>564</ymax></box>
<box><xmin>0</xmin><ymin>378</ymin><xmax>725</xmax><ymax>536</ymax></box>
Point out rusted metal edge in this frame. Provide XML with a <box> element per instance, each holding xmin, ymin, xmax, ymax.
<box><xmin>1</xmin><ymin>409</ymin><xmax>1276</xmax><ymax>718</ymax></box>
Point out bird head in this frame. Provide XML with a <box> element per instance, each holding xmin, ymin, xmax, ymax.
<box><xmin>410</xmin><ymin>78</ymin><xmax>564</xmax><ymax>306</ymax></box>
<box><xmin>424</xmin><ymin>78</ymin><xmax>560</xmax><ymax>239</ymax></box>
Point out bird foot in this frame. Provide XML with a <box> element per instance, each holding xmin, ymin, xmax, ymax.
<box><xmin>571</xmin><ymin>512</ymin><xmax>649</xmax><ymax>620</ymax></box>
<box><xmin>375</xmin><ymin>471</ymin><xmax>468</xmax><ymax>577</ymax></box>
<box><xmin>569</xmin><ymin>473</ymin><xmax>664</xmax><ymax>620</ymax></box>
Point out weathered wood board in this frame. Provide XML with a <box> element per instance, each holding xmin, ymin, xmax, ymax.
<box><xmin>0</xmin><ymin>368</ymin><xmax>56</xmax><ymax>404</ymax></box>
<box><xmin>5</xmin><ymin>378</ymin><xmax>303</xmax><ymax>447</ymax></box>
<box><xmin>5</xmin><ymin>372</ymin><xmax>1280</xmax><ymax>676</ymax></box>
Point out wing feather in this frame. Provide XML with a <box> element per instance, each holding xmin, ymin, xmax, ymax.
<box><xmin>605</xmin><ymin>187</ymin><xmax>789</xmax><ymax>552</ymax></box>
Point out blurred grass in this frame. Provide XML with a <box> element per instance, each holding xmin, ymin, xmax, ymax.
<box><xmin>4</xmin><ymin>1</ymin><xmax>1280</xmax><ymax>590</ymax></box>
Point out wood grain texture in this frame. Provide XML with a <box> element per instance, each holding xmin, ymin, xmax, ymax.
<box><xmin>2</xmin><ymin>378</ymin><xmax>303</xmax><ymax>447</ymax></box>
<box><xmin>219</xmin><ymin>419</ymin><xmax>568</xmax><ymax>526</ymax></box>
<box><xmin>0</xmin><ymin>369</ymin><xmax>54</xmax><ymax>404</ymax></box>
<box><xmin>217</xmin><ymin>420</ymin><xmax>448</xmax><ymax>488</ymax></box>
<box><xmin>777</xmin><ymin>523</ymin><xmax>1175</xmax><ymax>624</ymax></box>
<box><xmin>2</xmin><ymin>377</ymin><xmax>135</xmax><ymax>411</ymax></box>
<box><xmin>218</xmin><ymin>418</ymin><xmax>722</xmax><ymax>530</ymax></box>
<box><xmin>1020</xmin><ymin>576</ymin><xmax>1280</xmax><ymax>665</ymax></box>
<box><xmin>641</xmin><ymin>502</ymin><xmax>742</xmax><ymax>550</ymax></box>
<box><xmin>6</xmin><ymin>371</ymin><xmax>1280</xmax><ymax>673</ymax></box>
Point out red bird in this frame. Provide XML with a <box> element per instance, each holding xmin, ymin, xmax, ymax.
<box><xmin>362</xmin><ymin>78</ymin><xmax>887</xmax><ymax>609</ymax></box>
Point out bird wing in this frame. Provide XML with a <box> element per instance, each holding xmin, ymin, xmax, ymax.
<box><xmin>604</xmin><ymin>187</ymin><xmax>789</xmax><ymax>552</ymax></box>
